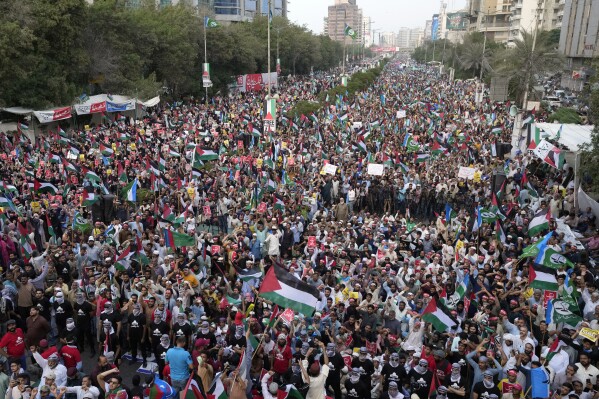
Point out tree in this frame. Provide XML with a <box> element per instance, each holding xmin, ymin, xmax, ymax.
<box><xmin>457</xmin><ymin>34</ymin><xmax>493</xmax><ymax>78</ymax></box>
<box><xmin>492</xmin><ymin>29</ymin><xmax>564</xmax><ymax>104</ymax></box>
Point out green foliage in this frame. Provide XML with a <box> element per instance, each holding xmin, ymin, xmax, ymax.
<box><xmin>0</xmin><ymin>2</ymin><xmax>345</xmax><ymax>108</ymax></box>
<box><xmin>288</xmin><ymin>101</ymin><xmax>321</xmax><ymax>118</ymax></box>
<box><xmin>547</xmin><ymin>108</ymin><xmax>582</xmax><ymax>124</ymax></box>
<box><xmin>287</xmin><ymin>60</ymin><xmax>387</xmax><ymax>118</ymax></box>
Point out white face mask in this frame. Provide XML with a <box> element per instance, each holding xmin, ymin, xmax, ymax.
<box><xmin>66</xmin><ymin>322</ymin><xmax>75</xmax><ymax>331</ymax></box>
<box><xmin>201</xmin><ymin>328</ymin><xmax>209</xmax><ymax>334</ymax></box>
<box><xmin>350</xmin><ymin>375</ymin><xmax>360</xmax><ymax>384</ymax></box>
<box><xmin>56</xmin><ymin>296</ymin><xmax>64</xmax><ymax>304</ymax></box>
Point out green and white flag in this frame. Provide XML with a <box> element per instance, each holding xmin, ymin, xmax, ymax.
<box><xmin>204</xmin><ymin>16</ymin><xmax>219</xmax><ymax>28</ymax></box>
<box><xmin>344</xmin><ymin>23</ymin><xmax>357</xmax><ymax>40</ymax></box>
<box><xmin>72</xmin><ymin>211</ymin><xmax>91</xmax><ymax>232</ymax></box>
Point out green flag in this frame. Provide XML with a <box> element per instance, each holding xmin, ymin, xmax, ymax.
<box><xmin>344</xmin><ymin>24</ymin><xmax>357</xmax><ymax>40</ymax></box>
<box><xmin>72</xmin><ymin>211</ymin><xmax>91</xmax><ymax>232</ymax></box>
<box><xmin>204</xmin><ymin>16</ymin><xmax>219</xmax><ymax>28</ymax></box>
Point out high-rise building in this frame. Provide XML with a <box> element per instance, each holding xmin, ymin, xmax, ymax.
<box><xmin>559</xmin><ymin>0</ymin><xmax>598</xmax><ymax>66</ymax></box>
<box><xmin>326</xmin><ymin>0</ymin><xmax>364</xmax><ymax>44</ymax></box>
<box><xmin>465</xmin><ymin>0</ymin><xmax>563</xmax><ymax>44</ymax></box>
<box><xmin>380</xmin><ymin>31</ymin><xmax>396</xmax><ymax>47</ymax></box>
<box><xmin>397</xmin><ymin>28</ymin><xmax>411</xmax><ymax>48</ymax></box>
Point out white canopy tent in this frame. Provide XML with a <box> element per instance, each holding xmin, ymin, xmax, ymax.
<box><xmin>534</xmin><ymin>123</ymin><xmax>594</xmax><ymax>152</ymax></box>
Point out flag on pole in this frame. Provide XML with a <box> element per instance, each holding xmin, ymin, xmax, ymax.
<box><xmin>344</xmin><ymin>24</ymin><xmax>357</xmax><ymax>40</ymax></box>
<box><xmin>204</xmin><ymin>16</ymin><xmax>219</xmax><ymax>28</ymax></box>
<box><xmin>259</xmin><ymin>264</ymin><xmax>320</xmax><ymax>315</ymax></box>
<box><xmin>528</xmin><ymin>208</ymin><xmax>551</xmax><ymax>237</ymax></box>
<box><xmin>126</xmin><ymin>178</ymin><xmax>139</xmax><ymax>202</ymax></box>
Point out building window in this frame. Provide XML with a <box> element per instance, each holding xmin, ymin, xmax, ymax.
<box><xmin>215</xmin><ymin>0</ymin><xmax>241</xmax><ymax>15</ymax></box>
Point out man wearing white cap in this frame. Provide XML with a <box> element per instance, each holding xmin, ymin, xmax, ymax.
<box><xmin>31</xmin><ymin>348</ymin><xmax>68</xmax><ymax>387</ymax></box>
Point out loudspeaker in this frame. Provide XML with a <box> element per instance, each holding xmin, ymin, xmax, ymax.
<box><xmin>102</xmin><ymin>194</ymin><xmax>115</xmax><ymax>223</ymax></box>
<box><xmin>492</xmin><ymin>171</ymin><xmax>507</xmax><ymax>195</ymax></box>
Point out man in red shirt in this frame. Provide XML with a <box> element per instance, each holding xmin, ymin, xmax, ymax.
<box><xmin>270</xmin><ymin>333</ymin><xmax>292</xmax><ymax>382</ymax></box>
<box><xmin>0</xmin><ymin>319</ymin><xmax>26</xmax><ymax>368</ymax></box>
<box><xmin>60</xmin><ymin>338</ymin><xmax>82</xmax><ymax>370</ymax></box>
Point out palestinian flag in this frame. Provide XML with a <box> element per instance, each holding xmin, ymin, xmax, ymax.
<box><xmin>491</xmin><ymin>126</ymin><xmax>502</xmax><ymax>135</ymax></box>
<box><xmin>263</xmin><ymin>158</ymin><xmax>275</xmax><ymax>170</ymax></box>
<box><xmin>62</xmin><ymin>158</ymin><xmax>80</xmax><ymax>174</ymax></box>
<box><xmin>2</xmin><ymin>182</ymin><xmax>18</xmax><ymax>194</ymax></box>
<box><xmin>45</xmin><ymin>214</ymin><xmax>55</xmax><ymax>238</ymax></box>
<box><xmin>82</xmin><ymin>188</ymin><xmax>98</xmax><ymax>207</ymax></box>
<box><xmin>414</xmin><ymin>153</ymin><xmax>429</xmax><ymax>163</ymax></box>
<box><xmin>99</xmin><ymin>144</ymin><xmax>114</xmax><ymax>157</ymax></box>
<box><xmin>422</xmin><ymin>297</ymin><xmax>458</xmax><ymax>332</ymax></box>
<box><xmin>273</xmin><ymin>195</ymin><xmax>285</xmax><ymax>211</ymax></box>
<box><xmin>260</xmin><ymin>265</ymin><xmax>320</xmax><ymax>315</ymax></box>
<box><xmin>149</xmin><ymin>161</ymin><xmax>161</xmax><ymax>176</ymax></box>
<box><xmin>20</xmin><ymin>234</ymin><xmax>34</xmax><ymax>259</ymax></box>
<box><xmin>267</xmin><ymin>179</ymin><xmax>277</xmax><ymax>192</ymax></box>
<box><xmin>34</xmin><ymin>180</ymin><xmax>59</xmax><ymax>194</ymax></box>
<box><xmin>207</xmin><ymin>374</ymin><xmax>228</xmax><ymax>399</ymax></box>
<box><xmin>431</xmin><ymin>141</ymin><xmax>447</xmax><ymax>156</ymax></box>
<box><xmin>195</xmin><ymin>148</ymin><xmax>219</xmax><ymax>161</ymax></box>
<box><xmin>168</xmin><ymin>147</ymin><xmax>180</xmax><ymax>158</ymax></box>
<box><xmin>163</xmin><ymin>229</ymin><xmax>195</xmax><ymax>248</ymax></box>
<box><xmin>182</xmin><ymin>375</ymin><xmax>204</xmax><ymax>399</ymax></box>
<box><xmin>277</xmin><ymin>385</ymin><xmax>303</xmax><ymax>399</ymax></box>
<box><xmin>528</xmin><ymin>264</ymin><xmax>559</xmax><ymax>291</ymax></box>
<box><xmin>238</xmin><ymin>267</ymin><xmax>263</xmax><ymax>282</ymax></box>
<box><xmin>83</xmin><ymin>168</ymin><xmax>102</xmax><ymax>182</ymax></box>
<box><xmin>115</xmin><ymin>246</ymin><xmax>134</xmax><ymax>271</ymax></box>
<box><xmin>356</xmin><ymin>140</ymin><xmax>367</xmax><ymax>153</ymax></box>
<box><xmin>495</xmin><ymin>220</ymin><xmax>506</xmax><ymax>243</ymax></box>
<box><xmin>543</xmin><ymin>339</ymin><xmax>564</xmax><ymax>361</ymax></box>
<box><xmin>521</xmin><ymin>170</ymin><xmax>538</xmax><ymax>198</ymax></box>
<box><xmin>528</xmin><ymin>208</ymin><xmax>551</xmax><ymax>237</ymax></box>
<box><xmin>49</xmin><ymin>152</ymin><xmax>62</xmax><ymax>164</ymax></box>
<box><xmin>158</xmin><ymin>157</ymin><xmax>166</xmax><ymax>171</ymax></box>
<box><xmin>533</xmin><ymin>139</ymin><xmax>565</xmax><ymax>169</ymax></box>
<box><xmin>310</xmin><ymin>114</ymin><xmax>319</xmax><ymax>124</ymax></box>
<box><xmin>69</xmin><ymin>143</ymin><xmax>82</xmax><ymax>155</ymax></box>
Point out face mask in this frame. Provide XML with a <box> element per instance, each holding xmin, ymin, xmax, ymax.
<box><xmin>389</xmin><ymin>359</ymin><xmax>399</xmax><ymax>368</ymax></box>
<box><xmin>292</xmin><ymin>366</ymin><xmax>300</xmax><ymax>374</ymax></box>
<box><xmin>359</xmin><ymin>354</ymin><xmax>366</xmax><ymax>361</ymax></box>
<box><xmin>56</xmin><ymin>296</ymin><xmax>64</xmax><ymax>304</ymax></box>
<box><xmin>76</xmin><ymin>295</ymin><xmax>85</xmax><ymax>305</ymax></box>
<box><xmin>327</xmin><ymin>350</ymin><xmax>335</xmax><ymax>357</ymax></box>
<box><xmin>483</xmin><ymin>378</ymin><xmax>495</xmax><ymax>389</ymax></box>
<box><xmin>389</xmin><ymin>389</ymin><xmax>399</xmax><ymax>398</ymax></box>
<box><xmin>350</xmin><ymin>375</ymin><xmax>360</xmax><ymax>384</ymax></box>
<box><xmin>66</xmin><ymin>322</ymin><xmax>75</xmax><ymax>331</ymax></box>
<box><xmin>188</xmin><ymin>253</ymin><xmax>194</xmax><ymax>259</ymax></box>
<box><xmin>201</xmin><ymin>328</ymin><xmax>209</xmax><ymax>334</ymax></box>
<box><xmin>133</xmin><ymin>308</ymin><xmax>142</xmax><ymax>317</ymax></box>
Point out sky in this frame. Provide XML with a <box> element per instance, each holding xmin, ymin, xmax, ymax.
<box><xmin>289</xmin><ymin>0</ymin><xmax>468</xmax><ymax>34</ymax></box>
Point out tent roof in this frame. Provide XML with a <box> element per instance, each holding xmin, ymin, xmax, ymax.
<box><xmin>534</xmin><ymin>123</ymin><xmax>594</xmax><ymax>152</ymax></box>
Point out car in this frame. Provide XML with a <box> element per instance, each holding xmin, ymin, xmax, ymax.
<box><xmin>543</xmin><ymin>96</ymin><xmax>562</xmax><ymax>108</ymax></box>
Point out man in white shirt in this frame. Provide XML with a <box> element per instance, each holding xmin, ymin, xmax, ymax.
<box><xmin>575</xmin><ymin>353</ymin><xmax>598</xmax><ymax>385</ymax></box>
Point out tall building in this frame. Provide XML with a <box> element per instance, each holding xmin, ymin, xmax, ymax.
<box><xmin>424</xmin><ymin>20</ymin><xmax>433</xmax><ymax>40</ymax></box>
<box><xmin>380</xmin><ymin>31</ymin><xmax>396</xmax><ymax>47</ymax></box>
<box><xmin>466</xmin><ymin>0</ymin><xmax>562</xmax><ymax>44</ymax></box>
<box><xmin>559</xmin><ymin>0</ymin><xmax>598</xmax><ymax>66</ymax></box>
<box><xmin>397</xmin><ymin>27</ymin><xmax>423</xmax><ymax>49</ymax></box>
<box><xmin>326</xmin><ymin>0</ymin><xmax>364</xmax><ymax>44</ymax></box>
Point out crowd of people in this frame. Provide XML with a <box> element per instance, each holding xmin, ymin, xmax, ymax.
<box><xmin>0</xmin><ymin>56</ymin><xmax>598</xmax><ymax>399</ymax></box>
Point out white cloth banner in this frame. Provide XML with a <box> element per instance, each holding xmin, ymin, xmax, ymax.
<box><xmin>578</xmin><ymin>187</ymin><xmax>599</xmax><ymax>229</ymax></box>
<box><xmin>457</xmin><ymin>166</ymin><xmax>476</xmax><ymax>179</ymax></box>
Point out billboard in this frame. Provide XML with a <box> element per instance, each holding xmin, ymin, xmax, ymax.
<box><xmin>431</xmin><ymin>14</ymin><xmax>439</xmax><ymax>41</ymax></box>
<box><xmin>232</xmin><ymin>72</ymin><xmax>279</xmax><ymax>93</ymax></box>
<box><xmin>447</xmin><ymin>12</ymin><xmax>467</xmax><ymax>30</ymax></box>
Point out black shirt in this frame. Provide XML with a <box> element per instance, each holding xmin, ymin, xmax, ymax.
<box><xmin>128</xmin><ymin>313</ymin><xmax>147</xmax><ymax>337</ymax></box>
<box><xmin>381</xmin><ymin>363</ymin><xmax>408</xmax><ymax>390</ymax></box>
<box><xmin>472</xmin><ymin>381</ymin><xmax>501</xmax><ymax>399</ymax></box>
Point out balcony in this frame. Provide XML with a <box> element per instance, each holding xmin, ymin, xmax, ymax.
<box><xmin>513</xmin><ymin>1</ymin><xmax>522</xmax><ymax>8</ymax></box>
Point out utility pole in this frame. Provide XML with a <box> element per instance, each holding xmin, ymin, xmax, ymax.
<box><xmin>267</xmin><ymin>0</ymin><xmax>271</xmax><ymax>96</ymax></box>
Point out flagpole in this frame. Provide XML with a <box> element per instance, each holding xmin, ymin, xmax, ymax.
<box><xmin>204</xmin><ymin>14</ymin><xmax>208</xmax><ymax>106</ymax></box>
<box><xmin>267</xmin><ymin>0</ymin><xmax>272</xmax><ymax>97</ymax></box>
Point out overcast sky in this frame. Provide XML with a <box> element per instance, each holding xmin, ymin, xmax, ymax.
<box><xmin>289</xmin><ymin>0</ymin><xmax>468</xmax><ymax>34</ymax></box>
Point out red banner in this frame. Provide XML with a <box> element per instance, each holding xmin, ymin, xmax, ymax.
<box><xmin>245</xmin><ymin>74</ymin><xmax>263</xmax><ymax>92</ymax></box>
<box><xmin>90</xmin><ymin>101</ymin><xmax>107</xmax><ymax>113</ymax></box>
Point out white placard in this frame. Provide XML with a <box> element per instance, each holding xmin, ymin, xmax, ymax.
<box><xmin>457</xmin><ymin>166</ymin><xmax>476</xmax><ymax>179</ymax></box>
<box><xmin>323</xmin><ymin>163</ymin><xmax>338</xmax><ymax>175</ymax></box>
<box><xmin>352</xmin><ymin>122</ymin><xmax>363</xmax><ymax>130</ymax></box>
<box><xmin>397</xmin><ymin>110</ymin><xmax>406</xmax><ymax>119</ymax></box>
<box><xmin>367</xmin><ymin>163</ymin><xmax>385</xmax><ymax>176</ymax></box>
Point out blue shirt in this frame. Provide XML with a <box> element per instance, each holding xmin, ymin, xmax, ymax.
<box><xmin>165</xmin><ymin>347</ymin><xmax>192</xmax><ymax>381</ymax></box>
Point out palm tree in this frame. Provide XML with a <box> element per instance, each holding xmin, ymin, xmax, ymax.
<box><xmin>492</xmin><ymin>29</ymin><xmax>564</xmax><ymax>104</ymax></box>
<box><xmin>458</xmin><ymin>37</ymin><xmax>493</xmax><ymax>78</ymax></box>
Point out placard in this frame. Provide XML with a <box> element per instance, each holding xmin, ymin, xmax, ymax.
<box><xmin>543</xmin><ymin>290</ymin><xmax>557</xmax><ymax>308</ymax></box>
<box><xmin>203</xmin><ymin>206</ymin><xmax>211</xmax><ymax>217</ymax></box>
<box><xmin>322</xmin><ymin>164</ymin><xmax>338</xmax><ymax>175</ymax></box>
<box><xmin>457</xmin><ymin>166</ymin><xmax>476</xmax><ymax>179</ymax></box>
<box><xmin>579</xmin><ymin>328</ymin><xmax>599</xmax><ymax>342</ymax></box>
<box><xmin>257</xmin><ymin>202</ymin><xmax>267</xmax><ymax>213</ymax></box>
<box><xmin>211</xmin><ymin>245</ymin><xmax>221</xmax><ymax>255</ymax></box>
<box><xmin>280</xmin><ymin>308</ymin><xmax>295</xmax><ymax>324</ymax></box>
<box><xmin>308</xmin><ymin>236</ymin><xmax>317</xmax><ymax>248</ymax></box>
<box><xmin>397</xmin><ymin>110</ymin><xmax>406</xmax><ymax>119</ymax></box>
<box><xmin>367</xmin><ymin>163</ymin><xmax>385</xmax><ymax>176</ymax></box>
